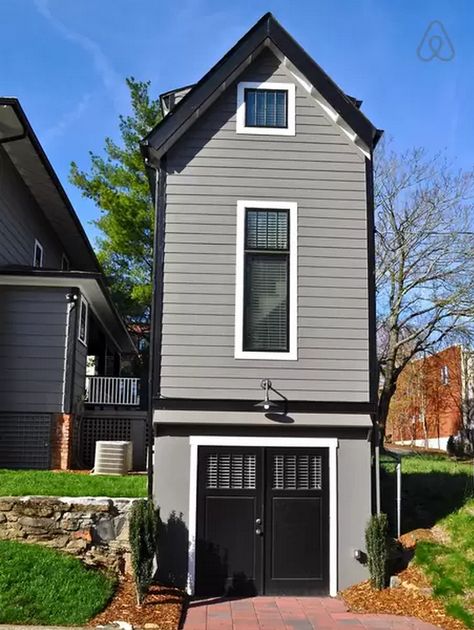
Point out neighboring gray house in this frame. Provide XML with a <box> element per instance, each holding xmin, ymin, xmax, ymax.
<box><xmin>142</xmin><ymin>14</ymin><xmax>382</xmax><ymax>597</ymax></box>
<box><xmin>0</xmin><ymin>98</ymin><xmax>136</xmax><ymax>470</ymax></box>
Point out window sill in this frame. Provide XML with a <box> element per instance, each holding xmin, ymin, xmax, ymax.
<box><xmin>236</xmin><ymin>126</ymin><xmax>295</xmax><ymax>136</ymax></box>
<box><xmin>234</xmin><ymin>349</ymin><xmax>298</xmax><ymax>361</ymax></box>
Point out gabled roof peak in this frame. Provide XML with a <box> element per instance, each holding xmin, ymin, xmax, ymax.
<box><xmin>142</xmin><ymin>13</ymin><xmax>382</xmax><ymax>163</ymax></box>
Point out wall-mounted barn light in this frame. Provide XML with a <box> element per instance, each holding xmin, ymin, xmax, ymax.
<box><xmin>255</xmin><ymin>379</ymin><xmax>281</xmax><ymax>412</ymax></box>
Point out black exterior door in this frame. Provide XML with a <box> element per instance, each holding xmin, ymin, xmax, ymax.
<box><xmin>196</xmin><ymin>446</ymin><xmax>264</xmax><ymax>596</ymax></box>
<box><xmin>264</xmin><ymin>448</ymin><xmax>329</xmax><ymax>595</ymax></box>
<box><xmin>196</xmin><ymin>446</ymin><xmax>329</xmax><ymax>596</ymax></box>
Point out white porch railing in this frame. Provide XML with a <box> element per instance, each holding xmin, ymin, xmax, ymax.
<box><xmin>85</xmin><ymin>376</ymin><xmax>141</xmax><ymax>406</ymax></box>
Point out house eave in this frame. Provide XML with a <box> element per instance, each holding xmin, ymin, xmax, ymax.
<box><xmin>0</xmin><ymin>97</ymin><xmax>102</xmax><ymax>273</ymax></box>
<box><xmin>0</xmin><ymin>269</ymin><xmax>136</xmax><ymax>355</ymax></box>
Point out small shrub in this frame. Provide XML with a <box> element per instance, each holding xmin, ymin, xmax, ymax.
<box><xmin>365</xmin><ymin>513</ymin><xmax>389</xmax><ymax>590</ymax></box>
<box><xmin>129</xmin><ymin>499</ymin><xmax>158</xmax><ymax>604</ymax></box>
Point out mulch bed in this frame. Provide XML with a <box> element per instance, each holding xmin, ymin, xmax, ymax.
<box><xmin>91</xmin><ymin>575</ymin><xmax>186</xmax><ymax>629</ymax></box>
<box><xmin>341</xmin><ymin>566</ymin><xmax>467</xmax><ymax>630</ymax></box>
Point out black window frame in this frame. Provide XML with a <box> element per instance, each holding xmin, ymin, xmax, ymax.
<box><xmin>244</xmin><ymin>88</ymin><xmax>289</xmax><ymax>129</ymax></box>
<box><xmin>242</xmin><ymin>208</ymin><xmax>290</xmax><ymax>353</ymax></box>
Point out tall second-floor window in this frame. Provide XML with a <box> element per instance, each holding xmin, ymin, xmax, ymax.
<box><xmin>244</xmin><ymin>209</ymin><xmax>289</xmax><ymax>352</ymax></box>
<box><xmin>235</xmin><ymin>200</ymin><xmax>297</xmax><ymax>360</ymax></box>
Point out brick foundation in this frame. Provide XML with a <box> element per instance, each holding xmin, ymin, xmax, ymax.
<box><xmin>50</xmin><ymin>413</ymin><xmax>73</xmax><ymax>470</ymax></box>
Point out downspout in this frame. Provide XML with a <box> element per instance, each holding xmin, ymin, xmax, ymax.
<box><xmin>374</xmin><ymin>424</ymin><xmax>381</xmax><ymax>514</ymax></box>
<box><xmin>66</xmin><ymin>291</ymin><xmax>80</xmax><ymax>414</ymax></box>
<box><xmin>146</xmin><ymin>162</ymin><xmax>161</xmax><ymax>500</ymax></box>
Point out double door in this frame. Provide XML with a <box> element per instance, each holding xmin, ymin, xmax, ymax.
<box><xmin>196</xmin><ymin>446</ymin><xmax>329</xmax><ymax>596</ymax></box>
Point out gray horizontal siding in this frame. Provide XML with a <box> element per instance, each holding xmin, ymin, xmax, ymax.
<box><xmin>161</xmin><ymin>47</ymin><xmax>369</xmax><ymax>401</ymax></box>
<box><xmin>0</xmin><ymin>287</ymin><xmax>68</xmax><ymax>413</ymax></box>
<box><xmin>0</xmin><ymin>146</ymin><xmax>64</xmax><ymax>268</ymax></box>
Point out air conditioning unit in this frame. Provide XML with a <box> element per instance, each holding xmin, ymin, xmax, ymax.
<box><xmin>93</xmin><ymin>441</ymin><xmax>133</xmax><ymax>475</ymax></box>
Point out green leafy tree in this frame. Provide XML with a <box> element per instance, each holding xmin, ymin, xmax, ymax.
<box><xmin>70</xmin><ymin>78</ymin><xmax>162</xmax><ymax>334</ymax></box>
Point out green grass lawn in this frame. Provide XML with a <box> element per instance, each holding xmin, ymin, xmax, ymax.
<box><xmin>415</xmin><ymin>499</ymin><xmax>474</xmax><ymax>628</ymax></box>
<box><xmin>0</xmin><ymin>540</ymin><xmax>115</xmax><ymax>625</ymax></box>
<box><xmin>0</xmin><ymin>468</ymin><xmax>147</xmax><ymax>497</ymax></box>
<box><xmin>381</xmin><ymin>451</ymin><xmax>474</xmax><ymax>533</ymax></box>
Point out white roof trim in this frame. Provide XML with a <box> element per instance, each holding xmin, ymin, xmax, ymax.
<box><xmin>268</xmin><ymin>41</ymin><xmax>370</xmax><ymax>160</ymax></box>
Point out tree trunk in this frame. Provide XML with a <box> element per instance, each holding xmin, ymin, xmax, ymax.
<box><xmin>377</xmin><ymin>379</ymin><xmax>397</xmax><ymax>443</ymax></box>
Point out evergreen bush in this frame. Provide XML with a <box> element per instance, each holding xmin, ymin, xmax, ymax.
<box><xmin>129</xmin><ymin>499</ymin><xmax>158</xmax><ymax>604</ymax></box>
<box><xmin>365</xmin><ymin>513</ymin><xmax>389</xmax><ymax>590</ymax></box>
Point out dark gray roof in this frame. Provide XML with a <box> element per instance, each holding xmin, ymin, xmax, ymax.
<box><xmin>142</xmin><ymin>12</ymin><xmax>382</xmax><ymax>164</ymax></box>
<box><xmin>0</xmin><ymin>97</ymin><xmax>101</xmax><ymax>273</ymax></box>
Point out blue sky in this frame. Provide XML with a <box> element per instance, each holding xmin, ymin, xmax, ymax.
<box><xmin>1</xmin><ymin>0</ymin><xmax>472</xmax><ymax>243</ymax></box>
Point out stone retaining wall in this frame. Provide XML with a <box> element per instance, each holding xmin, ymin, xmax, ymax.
<box><xmin>0</xmin><ymin>496</ymin><xmax>140</xmax><ymax>574</ymax></box>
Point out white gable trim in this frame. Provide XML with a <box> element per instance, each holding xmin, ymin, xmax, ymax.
<box><xmin>267</xmin><ymin>41</ymin><xmax>370</xmax><ymax>159</ymax></box>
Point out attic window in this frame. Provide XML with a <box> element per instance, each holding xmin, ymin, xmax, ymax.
<box><xmin>236</xmin><ymin>82</ymin><xmax>295</xmax><ymax>136</ymax></box>
<box><xmin>245</xmin><ymin>89</ymin><xmax>287</xmax><ymax>128</ymax></box>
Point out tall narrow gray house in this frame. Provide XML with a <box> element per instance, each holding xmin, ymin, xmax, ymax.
<box><xmin>142</xmin><ymin>14</ymin><xmax>382</xmax><ymax>597</ymax></box>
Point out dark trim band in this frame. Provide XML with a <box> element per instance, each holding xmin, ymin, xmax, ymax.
<box><xmin>153</xmin><ymin>397</ymin><xmax>376</xmax><ymax>415</ymax></box>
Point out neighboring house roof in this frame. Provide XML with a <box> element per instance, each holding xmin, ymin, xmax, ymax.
<box><xmin>0</xmin><ymin>97</ymin><xmax>101</xmax><ymax>274</ymax></box>
<box><xmin>0</xmin><ymin>268</ymin><xmax>136</xmax><ymax>354</ymax></box>
<box><xmin>141</xmin><ymin>12</ymin><xmax>382</xmax><ymax>166</ymax></box>
<box><xmin>0</xmin><ymin>97</ymin><xmax>136</xmax><ymax>355</ymax></box>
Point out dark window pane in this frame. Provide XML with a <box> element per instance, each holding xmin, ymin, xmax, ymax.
<box><xmin>246</xmin><ymin>209</ymin><xmax>289</xmax><ymax>250</ymax></box>
<box><xmin>275</xmin><ymin>92</ymin><xmax>286</xmax><ymax>127</ymax></box>
<box><xmin>246</xmin><ymin>90</ymin><xmax>256</xmax><ymax>126</ymax></box>
<box><xmin>244</xmin><ymin>89</ymin><xmax>287</xmax><ymax>128</ymax></box>
<box><xmin>243</xmin><ymin>254</ymin><xmax>288</xmax><ymax>352</ymax></box>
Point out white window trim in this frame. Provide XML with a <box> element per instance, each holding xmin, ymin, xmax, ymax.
<box><xmin>236</xmin><ymin>81</ymin><xmax>296</xmax><ymax>135</ymax></box>
<box><xmin>33</xmin><ymin>239</ymin><xmax>44</xmax><ymax>268</ymax></box>
<box><xmin>78</xmin><ymin>296</ymin><xmax>88</xmax><ymax>346</ymax></box>
<box><xmin>235</xmin><ymin>199</ymin><xmax>297</xmax><ymax>361</ymax></box>
<box><xmin>187</xmin><ymin>436</ymin><xmax>338</xmax><ymax>597</ymax></box>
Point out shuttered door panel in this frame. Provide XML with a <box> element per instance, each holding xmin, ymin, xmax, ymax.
<box><xmin>196</xmin><ymin>446</ymin><xmax>263</xmax><ymax>596</ymax></box>
<box><xmin>265</xmin><ymin>447</ymin><xmax>329</xmax><ymax>595</ymax></box>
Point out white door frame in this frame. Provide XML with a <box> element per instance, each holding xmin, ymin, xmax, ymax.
<box><xmin>188</xmin><ymin>436</ymin><xmax>338</xmax><ymax>597</ymax></box>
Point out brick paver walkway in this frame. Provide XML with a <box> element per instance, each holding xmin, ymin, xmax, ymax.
<box><xmin>182</xmin><ymin>596</ymin><xmax>441</xmax><ymax>629</ymax></box>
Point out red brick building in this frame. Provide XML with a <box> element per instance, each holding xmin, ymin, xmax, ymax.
<box><xmin>387</xmin><ymin>346</ymin><xmax>471</xmax><ymax>450</ymax></box>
